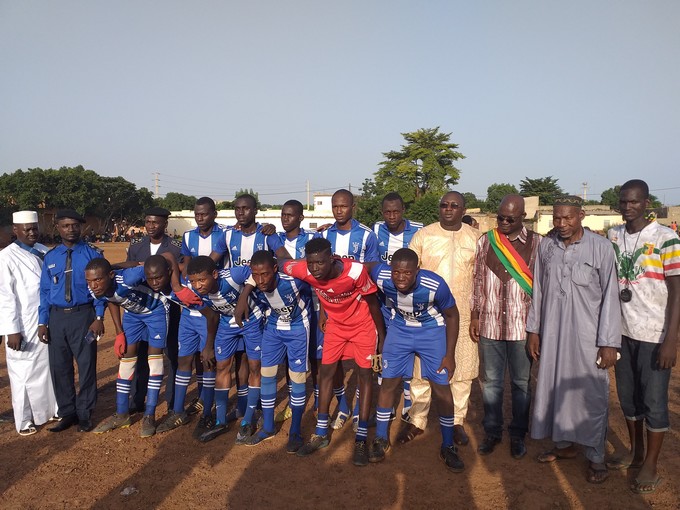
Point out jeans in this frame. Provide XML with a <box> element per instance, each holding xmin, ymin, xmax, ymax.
<box><xmin>480</xmin><ymin>337</ymin><xmax>532</xmax><ymax>439</ymax></box>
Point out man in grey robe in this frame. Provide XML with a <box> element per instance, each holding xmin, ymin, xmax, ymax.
<box><xmin>526</xmin><ymin>196</ymin><xmax>621</xmax><ymax>484</ymax></box>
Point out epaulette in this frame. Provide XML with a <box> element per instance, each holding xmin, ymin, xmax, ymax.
<box><xmin>171</xmin><ymin>238</ymin><xmax>182</xmax><ymax>248</ymax></box>
<box><xmin>88</xmin><ymin>242</ymin><xmax>103</xmax><ymax>254</ymax></box>
<box><xmin>130</xmin><ymin>237</ymin><xmax>143</xmax><ymax>245</ymax></box>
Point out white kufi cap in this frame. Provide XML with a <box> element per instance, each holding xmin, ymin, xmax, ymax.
<box><xmin>13</xmin><ymin>210</ymin><xmax>38</xmax><ymax>224</ymax></box>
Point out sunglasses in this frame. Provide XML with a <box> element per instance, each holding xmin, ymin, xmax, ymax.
<box><xmin>497</xmin><ymin>215</ymin><xmax>520</xmax><ymax>224</ymax></box>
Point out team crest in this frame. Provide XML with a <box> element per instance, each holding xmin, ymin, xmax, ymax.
<box><xmin>284</xmin><ymin>293</ymin><xmax>295</xmax><ymax>304</ymax></box>
<box><xmin>256</xmin><ymin>244</ymin><xmax>264</xmax><ymax>250</ymax></box>
<box><xmin>352</xmin><ymin>242</ymin><xmax>360</xmax><ymax>253</ymax></box>
<box><xmin>643</xmin><ymin>243</ymin><xmax>655</xmax><ymax>255</ymax></box>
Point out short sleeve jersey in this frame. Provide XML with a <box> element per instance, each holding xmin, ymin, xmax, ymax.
<box><xmin>181</xmin><ymin>223</ymin><xmax>230</xmax><ymax>265</ymax></box>
<box><xmin>608</xmin><ymin>221</ymin><xmax>680</xmax><ymax>343</ymax></box>
<box><xmin>276</xmin><ymin>228</ymin><xmax>319</xmax><ymax>259</ymax></box>
<box><xmin>373</xmin><ymin>220</ymin><xmax>423</xmax><ymax>265</ymax></box>
<box><xmin>192</xmin><ymin>266</ymin><xmax>264</xmax><ymax>328</ymax></box>
<box><xmin>253</xmin><ymin>273</ymin><xmax>313</xmax><ymax>331</ymax></box>
<box><xmin>215</xmin><ymin>224</ymin><xmax>282</xmax><ymax>267</ymax></box>
<box><xmin>282</xmin><ymin>258</ymin><xmax>376</xmax><ymax>328</ymax></box>
<box><xmin>94</xmin><ymin>266</ymin><xmax>168</xmax><ymax>315</ymax></box>
<box><xmin>370</xmin><ymin>263</ymin><xmax>455</xmax><ymax>328</ymax></box>
<box><xmin>321</xmin><ymin>219</ymin><xmax>379</xmax><ymax>263</ymax></box>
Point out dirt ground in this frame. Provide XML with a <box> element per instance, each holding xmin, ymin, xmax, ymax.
<box><xmin>1</xmin><ymin>242</ymin><xmax>678</xmax><ymax>509</ymax></box>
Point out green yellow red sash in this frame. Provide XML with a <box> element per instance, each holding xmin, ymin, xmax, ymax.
<box><xmin>487</xmin><ymin>229</ymin><xmax>533</xmax><ymax>296</ymax></box>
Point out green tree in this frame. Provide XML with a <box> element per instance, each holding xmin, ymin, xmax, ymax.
<box><xmin>375</xmin><ymin>127</ymin><xmax>465</xmax><ymax>205</ymax></box>
<box><xmin>407</xmin><ymin>193</ymin><xmax>441</xmax><ymax>225</ymax></box>
<box><xmin>235</xmin><ymin>188</ymin><xmax>261</xmax><ymax>208</ymax></box>
<box><xmin>519</xmin><ymin>176</ymin><xmax>564</xmax><ymax>205</ymax></box>
<box><xmin>156</xmin><ymin>192</ymin><xmax>197</xmax><ymax>210</ymax></box>
<box><xmin>485</xmin><ymin>183</ymin><xmax>518</xmax><ymax>213</ymax></box>
<box><xmin>462</xmin><ymin>192</ymin><xmax>484</xmax><ymax>209</ymax></box>
<box><xmin>355</xmin><ymin>178</ymin><xmax>384</xmax><ymax>226</ymax></box>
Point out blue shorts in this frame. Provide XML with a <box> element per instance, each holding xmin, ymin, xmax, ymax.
<box><xmin>308</xmin><ymin>311</ymin><xmax>324</xmax><ymax>361</ymax></box>
<box><xmin>381</xmin><ymin>325</ymin><xmax>448</xmax><ymax>385</ymax></box>
<box><xmin>231</xmin><ymin>316</ymin><xmax>264</xmax><ymax>361</ymax></box>
<box><xmin>123</xmin><ymin>309</ymin><xmax>168</xmax><ymax>349</ymax></box>
<box><xmin>214</xmin><ymin>318</ymin><xmax>241</xmax><ymax>362</ymax></box>
<box><xmin>178</xmin><ymin>310</ymin><xmax>207</xmax><ymax>357</ymax></box>
<box><xmin>262</xmin><ymin>324</ymin><xmax>309</xmax><ymax>372</ymax></box>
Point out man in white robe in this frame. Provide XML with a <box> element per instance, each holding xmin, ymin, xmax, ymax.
<box><xmin>0</xmin><ymin>211</ymin><xmax>58</xmax><ymax>434</ymax></box>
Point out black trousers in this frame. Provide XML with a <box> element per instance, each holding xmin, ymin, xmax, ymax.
<box><xmin>48</xmin><ymin>306</ymin><xmax>97</xmax><ymax>421</ymax></box>
<box><xmin>129</xmin><ymin>302</ymin><xmax>181</xmax><ymax>409</ymax></box>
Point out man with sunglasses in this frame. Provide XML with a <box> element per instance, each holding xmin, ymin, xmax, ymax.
<box><xmin>398</xmin><ymin>191</ymin><xmax>479</xmax><ymax>448</ymax></box>
<box><xmin>470</xmin><ymin>195</ymin><xmax>541</xmax><ymax>459</ymax></box>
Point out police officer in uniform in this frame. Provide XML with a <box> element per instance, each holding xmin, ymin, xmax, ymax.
<box><xmin>38</xmin><ymin>209</ymin><xmax>106</xmax><ymax>432</ymax></box>
<box><xmin>120</xmin><ymin>207</ymin><xmax>182</xmax><ymax>412</ymax></box>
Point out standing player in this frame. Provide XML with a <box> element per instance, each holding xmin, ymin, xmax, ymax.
<box><xmin>367</xmin><ymin>249</ymin><xmax>463</xmax><ymax>472</ymax></box>
<box><xmin>279</xmin><ymin>238</ymin><xmax>386</xmax><ymax>466</ymax></box>
<box><xmin>321</xmin><ymin>189</ymin><xmax>380</xmax><ymax>429</ymax></box>
<box><xmin>182</xmin><ymin>256</ymin><xmax>265</xmax><ymax>444</ymax></box>
<box><xmin>211</xmin><ymin>194</ymin><xmax>281</xmax><ymax>428</ymax></box>
<box><xmin>373</xmin><ymin>192</ymin><xmax>423</xmax><ymax>421</ymax></box>
<box><xmin>86</xmin><ymin>258</ymin><xmax>191</xmax><ymax>437</ymax></box>
<box><xmin>233</xmin><ymin>250</ymin><xmax>313</xmax><ymax>452</ymax></box>
<box><xmin>175</xmin><ymin>197</ymin><xmax>229</xmax><ymax>439</ymax></box>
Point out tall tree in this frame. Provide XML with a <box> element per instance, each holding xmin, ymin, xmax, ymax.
<box><xmin>519</xmin><ymin>176</ymin><xmax>564</xmax><ymax>205</ymax></box>
<box><xmin>601</xmin><ymin>185</ymin><xmax>662</xmax><ymax>209</ymax></box>
<box><xmin>156</xmin><ymin>192</ymin><xmax>197</xmax><ymax>210</ymax></box>
<box><xmin>375</xmin><ymin>127</ymin><xmax>465</xmax><ymax>204</ymax></box>
<box><xmin>462</xmin><ymin>192</ymin><xmax>484</xmax><ymax>209</ymax></box>
<box><xmin>235</xmin><ymin>188</ymin><xmax>261</xmax><ymax>208</ymax></box>
<box><xmin>485</xmin><ymin>183</ymin><xmax>519</xmax><ymax>213</ymax></box>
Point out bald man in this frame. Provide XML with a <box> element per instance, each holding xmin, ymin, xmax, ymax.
<box><xmin>400</xmin><ymin>191</ymin><xmax>479</xmax><ymax>448</ymax></box>
<box><xmin>470</xmin><ymin>195</ymin><xmax>541</xmax><ymax>459</ymax></box>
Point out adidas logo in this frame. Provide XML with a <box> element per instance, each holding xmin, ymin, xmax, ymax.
<box><xmin>255</xmin><ymin>346</ymin><xmax>261</xmax><ymax>351</ymax></box>
<box><xmin>190</xmin><ymin>248</ymin><xmax>196</xmax><ymax>253</ymax></box>
<box><xmin>154</xmin><ymin>334</ymin><xmax>161</xmax><ymax>339</ymax></box>
<box><xmin>379</xmin><ymin>241</ymin><xmax>385</xmax><ymax>246</ymax></box>
<box><xmin>294</xmin><ymin>359</ymin><xmax>302</xmax><ymax>365</ymax></box>
<box><xmin>231</xmin><ymin>246</ymin><xmax>238</xmax><ymax>250</ymax></box>
<box><xmin>317</xmin><ymin>346</ymin><xmax>322</xmax><ymax>351</ymax></box>
<box><xmin>326</xmin><ymin>287</ymin><xmax>334</xmax><ymax>292</ymax></box>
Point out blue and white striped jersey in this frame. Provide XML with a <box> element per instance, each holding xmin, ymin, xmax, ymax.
<box><xmin>276</xmin><ymin>228</ymin><xmax>319</xmax><ymax>259</ymax></box>
<box><xmin>373</xmin><ymin>220</ymin><xmax>423</xmax><ymax>265</ymax></box>
<box><xmin>216</xmin><ymin>224</ymin><xmax>282</xmax><ymax>267</ymax></box>
<box><xmin>94</xmin><ymin>266</ymin><xmax>169</xmax><ymax>315</ymax></box>
<box><xmin>321</xmin><ymin>219</ymin><xmax>379</xmax><ymax>262</ymax></box>
<box><xmin>369</xmin><ymin>263</ymin><xmax>456</xmax><ymax>328</ymax></box>
<box><xmin>181</xmin><ymin>223</ymin><xmax>230</xmax><ymax>267</ymax></box>
<box><xmin>252</xmin><ymin>273</ymin><xmax>313</xmax><ymax>331</ymax></box>
<box><xmin>193</xmin><ymin>266</ymin><xmax>264</xmax><ymax>328</ymax></box>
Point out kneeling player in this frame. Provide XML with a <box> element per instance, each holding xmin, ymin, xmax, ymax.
<box><xmin>184</xmin><ymin>256</ymin><xmax>265</xmax><ymax>443</ymax></box>
<box><xmin>234</xmin><ymin>250</ymin><xmax>312</xmax><ymax>452</ymax></box>
<box><xmin>86</xmin><ymin>256</ymin><xmax>198</xmax><ymax>437</ymax></box>
<box><xmin>277</xmin><ymin>238</ymin><xmax>386</xmax><ymax>466</ymax></box>
<box><xmin>367</xmin><ymin>249</ymin><xmax>463</xmax><ymax>472</ymax></box>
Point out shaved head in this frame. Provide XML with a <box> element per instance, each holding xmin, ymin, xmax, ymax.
<box><xmin>442</xmin><ymin>191</ymin><xmax>465</xmax><ymax>207</ymax></box>
<box><xmin>499</xmin><ymin>194</ymin><xmax>525</xmax><ymax>215</ymax></box>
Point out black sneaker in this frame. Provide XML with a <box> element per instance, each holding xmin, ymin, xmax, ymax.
<box><xmin>440</xmin><ymin>445</ymin><xmax>465</xmax><ymax>473</ymax></box>
<box><xmin>353</xmin><ymin>440</ymin><xmax>369</xmax><ymax>467</ymax></box>
<box><xmin>296</xmin><ymin>434</ymin><xmax>330</xmax><ymax>457</ymax></box>
<box><xmin>186</xmin><ymin>397</ymin><xmax>205</xmax><ymax>416</ymax></box>
<box><xmin>368</xmin><ymin>437</ymin><xmax>390</xmax><ymax>463</ymax></box>
<box><xmin>478</xmin><ymin>436</ymin><xmax>501</xmax><ymax>456</ymax></box>
<box><xmin>235</xmin><ymin>422</ymin><xmax>254</xmax><ymax>445</ymax></box>
<box><xmin>286</xmin><ymin>433</ymin><xmax>304</xmax><ymax>454</ymax></box>
<box><xmin>156</xmin><ymin>411</ymin><xmax>190</xmax><ymax>434</ymax></box>
<box><xmin>199</xmin><ymin>423</ymin><xmax>228</xmax><ymax>443</ymax></box>
<box><xmin>193</xmin><ymin>415</ymin><xmax>214</xmax><ymax>441</ymax></box>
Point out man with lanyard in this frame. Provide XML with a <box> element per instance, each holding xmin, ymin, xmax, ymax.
<box><xmin>607</xmin><ymin>180</ymin><xmax>680</xmax><ymax>494</ymax></box>
<box><xmin>0</xmin><ymin>211</ymin><xmax>57</xmax><ymax>435</ymax></box>
<box><xmin>117</xmin><ymin>206</ymin><xmax>182</xmax><ymax>415</ymax></box>
<box><xmin>38</xmin><ymin>209</ymin><xmax>106</xmax><ymax>433</ymax></box>
<box><xmin>373</xmin><ymin>192</ymin><xmax>423</xmax><ymax>421</ymax></box>
<box><xmin>470</xmin><ymin>195</ymin><xmax>540</xmax><ymax>459</ymax></box>
<box><xmin>321</xmin><ymin>188</ymin><xmax>379</xmax><ymax>430</ymax></box>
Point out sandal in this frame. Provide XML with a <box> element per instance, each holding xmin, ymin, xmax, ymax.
<box><xmin>631</xmin><ymin>476</ymin><xmax>662</xmax><ymax>494</ymax></box>
<box><xmin>537</xmin><ymin>446</ymin><xmax>578</xmax><ymax>463</ymax></box>
<box><xmin>587</xmin><ymin>464</ymin><xmax>609</xmax><ymax>484</ymax></box>
<box><xmin>19</xmin><ymin>424</ymin><xmax>37</xmax><ymax>436</ymax></box>
<box><xmin>606</xmin><ymin>457</ymin><xmax>643</xmax><ymax>470</ymax></box>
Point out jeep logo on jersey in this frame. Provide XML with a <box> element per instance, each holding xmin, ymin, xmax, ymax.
<box><xmin>234</xmin><ymin>257</ymin><xmax>250</xmax><ymax>266</ymax></box>
<box><xmin>380</xmin><ymin>251</ymin><xmax>392</xmax><ymax>262</ymax></box>
<box><xmin>340</xmin><ymin>254</ymin><xmax>356</xmax><ymax>260</ymax></box>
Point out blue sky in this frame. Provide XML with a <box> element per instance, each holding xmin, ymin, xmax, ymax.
<box><xmin>2</xmin><ymin>1</ymin><xmax>679</xmax><ymax>206</ymax></box>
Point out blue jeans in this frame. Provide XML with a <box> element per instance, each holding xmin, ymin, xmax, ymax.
<box><xmin>480</xmin><ymin>337</ymin><xmax>532</xmax><ymax>439</ymax></box>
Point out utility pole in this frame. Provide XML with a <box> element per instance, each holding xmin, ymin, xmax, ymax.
<box><xmin>307</xmin><ymin>180</ymin><xmax>310</xmax><ymax>210</ymax></box>
<box><xmin>152</xmin><ymin>172</ymin><xmax>160</xmax><ymax>199</ymax></box>
<box><xmin>581</xmin><ymin>182</ymin><xmax>588</xmax><ymax>201</ymax></box>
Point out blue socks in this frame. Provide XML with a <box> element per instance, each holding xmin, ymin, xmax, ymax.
<box><xmin>237</xmin><ymin>385</ymin><xmax>248</xmax><ymax>417</ymax></box>
<box><xmin>215</xmin><ymin>388</ymin><xmax>230</xmax><ymax>424</ymax></box>
<box><xmin>440</xmin><ymin>415</ymin><xmax>454</xmax><ymax>448</ymax></box>
<box><xmin>145</xmin><ymin>374</ymin><xmax>162</xmax><ymax>416</ymax></box>
<box><xmin>290</xmin><ymin>380</ymin><xmax>306</xmax><ymax>436</ymax></box>
<box><xmin>375</xmin><ymin>406</ymin><xmax>392</xmax><ymax>440</ymax></box>
<box><xmin>116</xmin><ymin>378</ymin><xmax>131</xmax><ymax>415</ymax></box>
<box><xmin>173</xmin><ymin>370</ymin><xmax>191</xmax><ymax>414</ymax></box>
<box><xmin>334</xmin><ymin>386</ymin><xmax>349</xmax><ymax>415</ymax></box>
<box><xmin>261</xmin><ymin>376</ymin><xmax>277</xmax><ymax>433</ymax></box>
<box><xmin>316</xmin><ymin>413</ymin><xmax>329</xmax><ymax>436</ymax></box>
<box><xmin>200</xmin><ymin>371</ymin><xmax>216</xmax><ymax>418</ymax></box>
<box><xmin>242</xmin><ymin>386</ymin><xmax>261</xmax><ymax>425</ymax></box>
